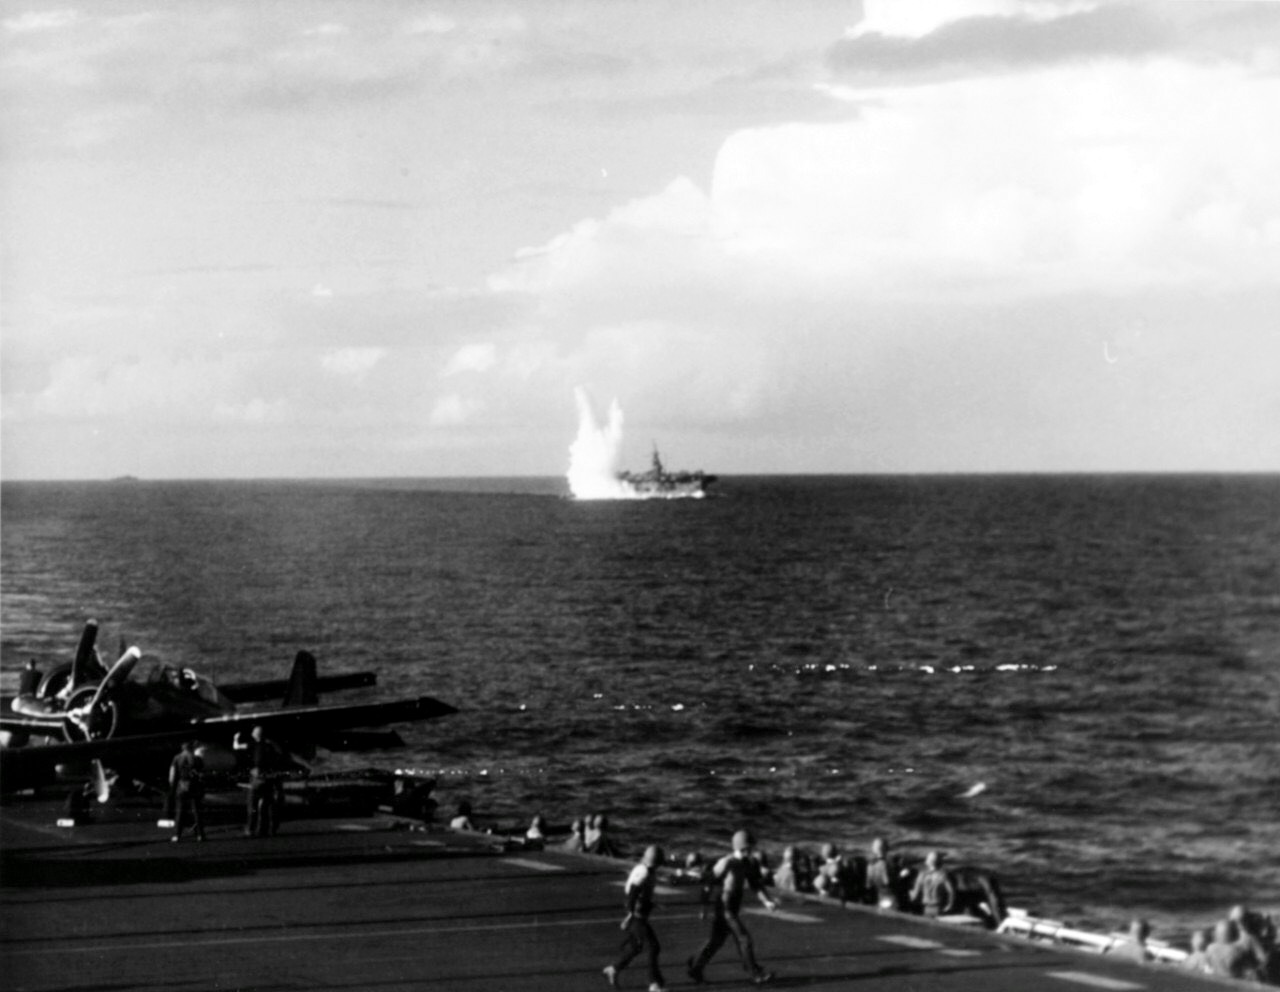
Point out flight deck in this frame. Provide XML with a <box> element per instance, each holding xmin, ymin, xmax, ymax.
<box><xmin>1</xmin><ymin>791</ymin><xmax>1239</xmax><ymax>992</ymax></box>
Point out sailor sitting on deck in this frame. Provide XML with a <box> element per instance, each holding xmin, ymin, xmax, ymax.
<box><xmin>813</xmin><ymin>843</ymin><xmax>859</xmax><ymax>903</ymax></box>
<box><xmin>1105</xmin><ymin>918</ymin><xmax>1153</xmax><ymax>965</ymax></box>
<box><xmin>586</xmin><ymin>813</ymin><xmax>622</xmax><ymax>857</ymax></box>
<box><xmin>1204</xmin><ymin>919</ymin><xmax>1264</xmax><ymax>982</ymax></box>
<box><xmin>449</xmin><ymin>800</ymin><xmax>477</xmax><ymax>831</ymax></box>
<box><xmin>1229</xmin><ymin>905</ymin><xmax>1279</xmax><ymax>984</ymax></box>
<box><xmin>562</xmin><ymin>818</ymin><xmax>587</xmax><ymax>852</ymax></box>
<box><xmin>772</xmin><ymin>846</ymin><xmax>802</xmax><ymax>894</ymax></box>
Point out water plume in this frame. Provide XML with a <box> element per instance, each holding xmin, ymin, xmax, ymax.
<box><xmin>567</xmin><ymin>388</ymin><xmax>631</xmax><ymax>500</ymax></box>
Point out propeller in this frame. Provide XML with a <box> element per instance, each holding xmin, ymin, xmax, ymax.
<box><xmin>93</xmin><ymin>759</ymin><xmax>114</xmax><ymax>803</ymax></box>
<box><xmin>62</xmin><ymin>646</ymin><xmax>140</xmax><ymax>742</ymax></box>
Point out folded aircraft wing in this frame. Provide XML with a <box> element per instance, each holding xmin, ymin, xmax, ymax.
<box><xmin>218</xmin><ymin>670</ymin><xmax>377</xmax><ymax>704</ymax></box>
<box><xmin>195</xmin><ymin>695</ymin><xmax>458</xmax><ymax>739</ymax></box>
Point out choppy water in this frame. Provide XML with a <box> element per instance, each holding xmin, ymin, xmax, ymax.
<box><xmin>3</xmin><ymin>475</ymin><xmax>1278</xmax><ymax>939</ymax></box>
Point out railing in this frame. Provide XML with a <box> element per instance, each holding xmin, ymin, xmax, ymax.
<box><xmin>996</xmin><ymin>907</ymin><xmax>1188</xmax><ymax>964</ymax></box>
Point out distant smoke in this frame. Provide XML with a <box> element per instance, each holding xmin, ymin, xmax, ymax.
<box><xmin>567</xmin><ymin>388</ymin><xmax>631</xmax><ymax>500</ymax></box>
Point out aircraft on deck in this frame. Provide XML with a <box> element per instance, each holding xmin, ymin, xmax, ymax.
<box><xmin>0</xmin><ymin>620</ymin><xmax>457</xmax><ymax>795</ymax></box>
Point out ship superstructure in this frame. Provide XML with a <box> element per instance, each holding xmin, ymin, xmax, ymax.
<box><xmin>616</xmin><ymin>445</ymin><xmax>715</xmax><ymax>499</ymax></box>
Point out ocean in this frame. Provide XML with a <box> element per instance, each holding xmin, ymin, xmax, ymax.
<box><xmin>2</xmin><ymin>474</ymin><xmax>1278</xmax><ymax>940</ymax></box>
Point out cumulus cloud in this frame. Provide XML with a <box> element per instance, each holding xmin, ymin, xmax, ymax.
<box><xmin>728</xmin><ymin>63</ymin><xmax>1280</xmax><ymax>295</ymax></box>
<box><xmin>482</xmin><ymin>26</ymin><xmax>1280</xmax><ymax>469</ymax></box>
<box><xmin>3</xmin><ymin>9</ymin><xmax>78</xmax><ymax>33</ymax></box>
<box><xmin>429</xmin><ymin>393</ymin><xmax>482</xmax><ymax>427</ymax></box>
<box><xmin>5</xmin><ymin>1</ymin><xmax>1277</xmax><ymax>476</ymax></box>
<box><xmin>320</xmin><ymin>346</ymin><xmax>385</xmax><ymax>378</ymax></box>
<box><xmin>13</xmin><ymin>353</ymin><xmax>247</xmax><ymax>422</ymax></box>
<box><xmin>503</xmin><ymin>56</ymin><xmax>1280</xmax><ymax>306</ymax></box>
<box><xmin>441</xmin><ymin>342</ymin><xmax>498</xmax><ymax>377</ymax></box>
<box><xmin>213</xmin><ymin>396</ymin><xmax>291</xmax><ymax>424</ymax></box>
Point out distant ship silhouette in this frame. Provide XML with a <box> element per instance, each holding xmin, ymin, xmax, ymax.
<box><xmin>616</xmin><ymin>445</ymin><xmax>715</xmax><ymax>499</ymax></box>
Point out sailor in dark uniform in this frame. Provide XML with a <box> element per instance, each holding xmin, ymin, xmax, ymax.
<box><xmin>169</xmin><ymin>740</ymin><xmax>206</xmax><ymax>842</ymax></box>
<box><xmin>603</xmin><ymin>844</ymin><xmax>667</xmax><ymax>991</ymax></box>
<box><xmin>245</xmin><ymin>724</ymin><xmax>285</xmax><ymax>837</ymax></box>
<box><xmin>18</xmin><ymin>660</ymin><xmax>41</xmax><ymax>697</ymax></box>
<box><xmin>687</xmin><ymin>829</ymin><xmax>777</xmax><ymax>985</ymax></box>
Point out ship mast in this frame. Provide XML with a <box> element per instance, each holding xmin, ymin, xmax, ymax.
<box><xmin>650</xmin><ymin>442</ymin><xmax>663</xmax><ymax>475</ymax></box>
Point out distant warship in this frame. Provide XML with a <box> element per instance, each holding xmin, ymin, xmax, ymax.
<box><xmin>617</xmin><ymin>446</ymin><xmax>716</xmax><ymax>498</ymax></box>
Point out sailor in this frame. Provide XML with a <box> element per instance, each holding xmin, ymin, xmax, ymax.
<box><xmin>449</xmin><ymin>800</ymin><xmax>476</xmax><ymax>831</ymax></box>
<box><xmin>245</xmin><ymin>725</ymin><xmax>284</xmax><ymax>837</ymax></box>
<box><xmin>1204</xmin><ymin>919</ymin><xmax>1263</xmax><ymax>981</ymax></box>
<box><xmin>865</xmin><ymin>837</ymin><xmax>907</xmax><ymax>910</ymax></box>
<box><xmin>1107</xmin><ymin>918</ymin><xmax>1153</xmax><ymax>964</ymax></box>
<box><xmin>909</xmin><ymin>850</ymin><xmax>955</xmax><ymax>918</ymax></box>
<box><xmin>562</xmin><ymin>818</ymin><xmax>586</xmax><ymax>852</ymax></box>
<box><xmin>18</xmin><ymin>660</ymin><xmax>41</xmax><ymax>697</ymax></box>
<box><xmin>587</xmin><ymin>813</ymin><xmax>621</xmax><ymax>857</ymax></box>
<box><xmin>169</xmin><ymin>740</ymin><xmax>206</xmax><ymax>842</ymax></box>
<box><xmin>678</xmin><ymin>852</ymin><xmax>715</xmax><ymax>919</ymax></box>
<box><xmin>687</xmin><ymin>829</ymin><xmax>776</xmax><ymax>985</ymax></box>
<box><xmin>772</xmin><ymin>846</ymin><xmax>801</xmax><ymax>893</ymax></box>
<box><xmin>603</xmin><ymin>844</ymin><xmax>667</xmax><ymax>992</ymax></box>
<box><xmin>584</xmin><ymin>812</ymin><xmax>603</xmax><ymax>850</ymax></box>
<box><xmin>1184</xmin><ymin>929</ymin><xmax>1212</xmax><ymax>973</ymax></box>
<box><xmin>813</xmin><ymin>842</ymin><xmax>855</xmax><ymax>903</ymax></box>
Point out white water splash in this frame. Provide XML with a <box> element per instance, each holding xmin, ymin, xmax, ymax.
<box><xmin>567</xmin><ymin>388</ymin><xmax>631</xmax><ymax>500</ymax></box>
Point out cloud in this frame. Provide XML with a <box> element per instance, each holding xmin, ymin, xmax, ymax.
<box><xmin>0</xmin><ymin>5</ymin><xmax>537</xmax><ymax>152</ymax></box>
<box><xmin>406</xmin><ymin>14</ymin><xmax>457</xmax><ymax>36</ymax></box>
<box><xmin>505</xmin><ymin>57</ymin><xmax>1280</xmax><ymax>309</ymax></box>
<box><xmin>303</xmin><ymin>23</ymin><xmax>349</xmax><ymax>39</ymax></box>
<box><xmin>441</xmin><ymin>343</ymin><xmax>498</xmax><ymax>377</ymax></box>
<box><xmin>830</xmin><ymin>1</ymin><xmax>1171</xmax><ymax>79</ymax></box>
<box><xmin>214</xmin><ymin>396</ymin><xmax>291</xmax><ymax>424</ymax></box>
<box><xmin>429</xmin><ymin>393</ymin><xmax>483</xmax><ymax>427</ymax></box>
<box><xmin>479</xmin><ymin>37</ymin><xmax>1280</xmax><ymax>470</ymax></box>
<box><xmin>11</xmin><ymin>353</ymin><xmax>249</xmax><ymax>422</ymax></box>
<box><xmin>5</xmin><ymin>2</ymin><xmax>1277</xmax><ymax>476</ymax></box>
<box><xmin>728</xmin><ymin>62</ymin><xmax>1280</xmax><ymax>296</ymax></box>
<box><xmin>320</xmin><ymin>347</ymin><xmax>385</xmax><ymax>378</ymax></box>
<box><xmin>3</xmin><ymin>9</ymin><xmax>77</xmax><ymax>33</ymax></box>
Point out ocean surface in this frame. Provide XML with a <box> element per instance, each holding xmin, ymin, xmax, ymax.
<box><xmin>2</xmin><ymin>475</ymin><xmax>1278</xmax><ymax>938</ymax></box>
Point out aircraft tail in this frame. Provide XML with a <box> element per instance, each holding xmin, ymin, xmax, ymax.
<box><xmin>283</xmin><ymin>651</ymin><xmax>319</xmax><ymax>708</ymax></box>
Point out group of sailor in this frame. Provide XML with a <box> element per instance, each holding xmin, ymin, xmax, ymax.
<box><xmin>604</xmin><ymin>829</ymin><xmax>776</xmax><ymax>992</ymax></box>
<box><xmin>166</xmin><ymin>725</ymin><xmax>291</xmax><ymax>841</ymax></box>
<box><xmin>492</xmin><ymin>809</ymin><xmax>1278</xmax><ymax>991</ymax></box>
<box><xmin>1177</xmin><ymin>906</ymin><xmax>1278</xmax><ymax>984</ymax></box>
<box><xmin>675</xmin><ymin>834</ymin><xmax>1005</xmax><ymax>930</ymax></box>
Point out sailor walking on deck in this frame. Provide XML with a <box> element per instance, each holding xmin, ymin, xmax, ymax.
<box><xmin>603</xmin><ymin>844</ymin><xmax>667</xmax><ymax>992</ymax></box>
<box><xmin>687</xmin><ymin>829</ymin><xmax>776</xmax><ymax>985</ymax></box>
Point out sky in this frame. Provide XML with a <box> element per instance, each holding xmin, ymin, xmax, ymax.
<box><xmin>2</xmin><ymin>0</ymin><xmax>1278</xmax><ymax>480</ymax></box>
